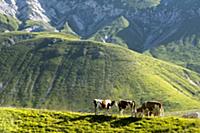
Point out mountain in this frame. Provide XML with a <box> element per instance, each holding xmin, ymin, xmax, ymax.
<box><xmin>0</xmin><ymin>32</ymin><xmax>200</xmax><ymax>112</ymax></box>
<box><xmin>90</xmin><ymin>16</ymin><xmax>129</xmax><ymax>47</ymax></box>
<box><xmin>122</xmin><ymin>0</ymin><xmax>200</xmax><ymax>74</ymax></box>
<box><xmin>0</xmin><ymin>0</ymin><xmax>198</xmax><ymax>48</ymax></box>
<box><xmin>0</xmin><ymin>0</ymin><xmax>200</xmax><ymax>74</ymax></box>
<box><xmin>0</xmin><ymin>0</ymin><xmax>160</xmax><ymax>33</ymax></box>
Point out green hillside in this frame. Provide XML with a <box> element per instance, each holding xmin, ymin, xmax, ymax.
<box><xmin>0</xmin><ymin>32</ymin><xmax>200</xmax><ymax>112</ymax></box>
<box><xmin>0</xmin><ymin>13</ymin><xmax>19</xmax><ymax>31</ymax></box>
<box><xmin>0</xmin><ymin>108</ymin><xmax>200</xmax><ymax>132</ymax></box>
<box><xmin>148</xmin><ymin>34</ymin><xmax>200</xmax><ymax>74</ymax></box>
<box><xmin>90</xmin><ymin>16</ymin><xmax>129</xmax><ymax>47</ymax></box>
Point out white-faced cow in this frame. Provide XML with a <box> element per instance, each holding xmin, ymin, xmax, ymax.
<box><xmin>93</xmin><ymin>99</ymin><xmax>116</xmax><ymax>115</ymax></box>
<box><xmin>117</xmin><ymin>99</ymin><xmax>136</xmax><ymax>117</ymax></box>
<box><xmin>137</xmin><ymin>101</ymin><xmax>164</xmax><ymax>117</ymax></box>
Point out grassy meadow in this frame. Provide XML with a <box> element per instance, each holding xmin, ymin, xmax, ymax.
<box><xmin>0</xmin><ymin>107</ymin><xmax>199</xmax><ymax>132</ymax></box>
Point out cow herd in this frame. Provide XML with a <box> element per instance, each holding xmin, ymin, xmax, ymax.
<box><xmin>93</xmin><ymin>99</ymin><xmax>164</xmax><ymax>117</ymax></box>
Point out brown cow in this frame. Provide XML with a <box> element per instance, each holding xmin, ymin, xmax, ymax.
<box><xmin>117</xmin><ymin>99</ymin><xmax>136</xmax><ymax>117</ymax></box>
<box><xmin>93</xmin><ymin>99</ymin><xmax>116</xmax><ymax>115</ymax></box>
<box><xmin>137</xmin><ymin>101</ymin><xmax>164</xmax><ymax>117</ymax></box>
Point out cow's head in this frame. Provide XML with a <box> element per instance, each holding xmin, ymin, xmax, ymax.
<box><xmin>111</xmin><ymin>100</ymin><xmax>116</xmax><ymax>107</ymax></box>
<box><xmin>136</xmin><ymin>107</ymin><xmax>143</xmax><ymax>113</ymax></box>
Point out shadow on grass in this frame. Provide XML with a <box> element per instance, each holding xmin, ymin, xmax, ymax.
<box><xmin>70</xmin><ymin>115</ymin><xmax>117</xmax><ymax>123</ymax></box>
<box><xmin>111</xmin><ymin>117</ymin><xmax>142</xmax><ymax>128</ymax></box>
<box><xmin>69</xmin><ymin>115</ymin><xmax>143</xmax><ymax>126</ymax></box>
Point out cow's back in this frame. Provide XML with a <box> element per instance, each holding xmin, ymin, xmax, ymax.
<box><xmin>145</xmin><ymin>101</ymin><xmax>162</xmax><ymax>109</ymax></box>
<box><xmin>118</xmin><ymin>100</ymin><xmax>129</xmax><ymax>109</ymax></box>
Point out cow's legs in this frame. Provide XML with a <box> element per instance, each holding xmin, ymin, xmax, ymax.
<box><xmin>130</xmin><ymin>104</ymin><xmax>136</xmax><ymax>117</ymax></box>
<box><xmin>132</xmin><ymin>111</ymin><xmax>137</xmax><ymax>117</ymax></box>
<box><xmin>140</xmin><ymin>109</ymin><xmax>145</xmax><ymax>118</ymax></box>
<box><xmin>160</xmin><ymin>107</ymin><xmax>164</xmax><ymax>117</ymax></box>
<box><xmin>94</xmin><ymin>100</ymin><xmax>98</xmax><ymax>115</ymax></box>
<box><xmin>130</xmin><ymin>104</ymin><xmax>134</xmax><ymax>117</ymax></box>
<box><xmin>120</xmin><ymin>109</ymin><xmax>124</xmax><ymax>115</ymax></box>
<box><xmin>146</xmin><ymin>110</ymin><xmax>150</xmax><ymax>117</ymax></box>
<box><xmin>149</xmin><ymin>111</ymin><xmax>153</xmax><ymax>117</ymax></box>
<box><xmin>95</xmin><ymin>107</ymin><xmax>98</xmax><ymax>115</ymax></box>
<box><xmin>106</xmin><ymin>109</ymin><xmax>110</xmax><ymax>115</ymax></box>
<box><xmin>131</xmin><ymin>109</ymin><xmax>134</xmax><ymax>117</ymax></box>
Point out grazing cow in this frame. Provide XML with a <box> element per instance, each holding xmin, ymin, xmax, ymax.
<box><xmin>137</xmin><ymin>101</ymin><xmax>164</xmax><ymax>117</ymax></box>
<box><xmin>136</xmin><ymin>106</ymin><xmax>148</xmax><ymax>117</ymax></box>
<box><xmin>117</xmin><ymin>100</ymin><xmax>136</xmax><ymax>117</ymax></box>
<box><xmin>93</xmin><ymin>99</ymin><xmax>116</xmax><ymax>115</ymax></box>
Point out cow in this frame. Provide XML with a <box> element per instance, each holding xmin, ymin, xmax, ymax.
<box><xmin>93</xmin><ymin>99</ymin><xmax>116</xmax><ymax>115</ymax></box>
<box><xmin>137</xmin><ymin>101</ymin><xmax>164</xmax><ymax>117</ymax></box>
<box><xmin>136</xmin><ymin>106</ymin><xmax>148</xmax><ymax>117</ymax></box>
<box><xmin>117</xmin><ymin>99</ymin><xmax>136</xmax><ymax>117</ymax></box>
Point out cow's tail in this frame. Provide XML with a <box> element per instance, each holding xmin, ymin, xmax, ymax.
<box><xmin>160</xmin><ymin>104</ymin><xmax>164</xmax><ymax>117</ymax></box>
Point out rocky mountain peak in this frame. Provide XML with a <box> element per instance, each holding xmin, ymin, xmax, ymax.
<box><xmin>0</xmin><ymin>0</ymin><xmax>200</xmax><ymax>51</ymax></box>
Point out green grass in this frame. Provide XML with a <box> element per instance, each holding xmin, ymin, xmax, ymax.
<box><xmin>90</xmin><ymin>16</ymin><xmax>129</xmax><ymax>47</ymax></box>
<box><xmin>148</xmin><ymin>34</ymin><xmax>200</xmax><ymax>73</ymax></box>
<box><xmin>0</xmin><ymin>13</ymin><xmax>19</xmax><ymax>31</ymax></box>
<box><xmin>61</xmin><ymin>22</ymin><xmax>79</xmax><ymax>37</ymax></box>
<box><xmin>0</xmin><ymin>32</ymin><xmax>200</xmax><ymax>112</ymax></box>
<box><xmin>0</xmin><ymin>107</ymin><xmax>199</xmax><ymax>132</ymax></box>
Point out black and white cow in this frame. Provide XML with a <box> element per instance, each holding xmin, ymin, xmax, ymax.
<box><xmin>93</xmin><ymin>99</ymin><xmax>116</xmax><ymax>115</ymax></box>
<box><xmin>117</xmin><ymin>99</ymin><xmax>136</xmax><ymax>117</ymax></box>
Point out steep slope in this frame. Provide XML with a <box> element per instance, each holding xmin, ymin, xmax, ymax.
<box><xmin>0</xmin><ymin>13</ymin><xmax>19</xmax><ymax>31</ymax></box>
<box><xmin>118</xmin><ymin>0</ymin><xmax>200</xmax><ymax>50</ymax></box>
<box><xmin>0</xmin><ymin>108</ymin><xmax>200</xmax><ymax>132</ymax></box>
<box><xmin>148</xmin><ymin>34</ymin><xmax>200</xmax><ymax>73</ymax></box>
<box><xmin>90</xmin><ymin>16</ymin><xmax>129</xmax><ymax>47</ymax></box>
<box><xmin>118</xmin><ymin>0</ymin><xmax>200</xmax><ymax>74</ymax></box>
<box><xmin>0</xmin><ymin>32</ymin><xmax>200</xmax><ymax>112</ymax></box>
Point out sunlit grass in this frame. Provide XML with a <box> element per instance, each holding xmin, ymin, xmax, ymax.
<box><xmin>0</xmin><ymin>108</ymin><xmax>199</xmax><ymax>132</ymax></box>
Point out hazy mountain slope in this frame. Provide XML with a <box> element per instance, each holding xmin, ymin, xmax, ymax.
<box><xmin>118</xmin><ymin>0</ymin><xmax>200</xmax><ymax>50</ymax></box>
<box><xmin>118</xmin><ymin>0</ymin><xmax>200</xmax><ymax>73</ymax></box>
<box><xmin>0</xmin><ymin>32</ymin><xmax>200</xmax><ymax>112</ymax></box>
<box><xmin>0</xmin><ymin>0</ymin><xmax>199</xmax><ymax>47</ymax></box>
<box><xmin>148</xmin><ymin>34</ymin><xmax>200</xmax><ymax>73</ymax></box>
<box><xmin>0</xmin><ymin>0</ymin><xmax>160</xmax><ymax>33</ymax></box>
<box><xmin>90</xmin><ymin>16</ymin><xmax>129</xmax><ymax>47</ymax></box>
